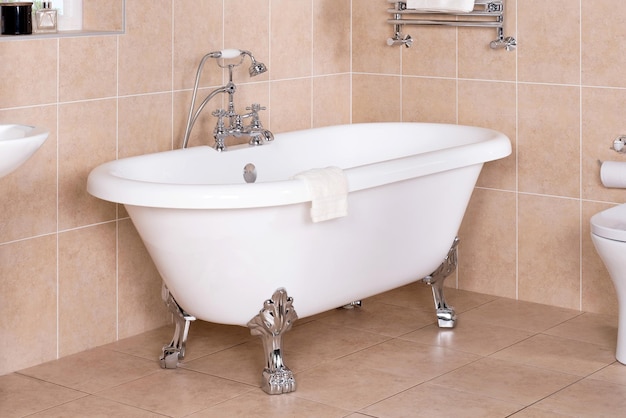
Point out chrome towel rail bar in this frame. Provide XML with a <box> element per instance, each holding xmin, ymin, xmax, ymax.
<box><xmin>386</xmin><ymin>0</ymin><xmax>516</xmax><ymax>51</ymax></box>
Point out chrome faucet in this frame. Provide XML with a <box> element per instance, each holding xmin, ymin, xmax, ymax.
<box><xmin>181</xmin><ymin>49</ymin><xmax>272</xmax><ymax>151</ymax></box>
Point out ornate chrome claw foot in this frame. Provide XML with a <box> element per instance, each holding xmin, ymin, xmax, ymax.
<box><xmin>423</xmin><ymin>237</ymin><xmax>459</xmax><ymax>328</ymax></box>
<box><xmin>160</xmin><ymin>283</ymin><xmax>196</xmax><ymax>369</ymax></box>
<box><xmin>247</xmin><ymin>288</ymin><xmax>298</xmax><ymax>395</ymax></box>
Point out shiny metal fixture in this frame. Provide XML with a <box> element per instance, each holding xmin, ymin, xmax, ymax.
<box><xmin>613</xmin><ymin>135</ymin><xmax>626</xmax><ymax>153</ymax></box>
<box><xmin>181</xmin><ymin>49</ymin><xmax>273</xmax><ymax>151</ymax></box>
<box><xmin>422</xmin><ymin>237</ymin><xmax>459</xmax><ymax>328</ymax></box>
<box><xmin>243</xmin><ymin>163</ymin><xmax>257</xmax><ymax>183</ymax></box>
<box><xmin>386</xmin><ymin>0</ymin><xmax>516</xmax><ymax>51</ymax></box>
<box><xmin>160</xmin><ymin>284</ymin><xmax>196</xmax><ymax>369</ymax></box>
<box><xmin>247</xmin><ymin>288</ymin><xmax>298</xmax><ymax>395</ymax></box>
<box><xmin>342</xmin><ymin>300</ymin><xmax>363</xmax><ymax>309</ymax></box>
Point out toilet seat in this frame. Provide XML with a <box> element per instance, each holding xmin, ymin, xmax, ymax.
<box><xmin>591</xmin><ymin>204</ymin><xmax>626</xmax><ymax>242</ymax></box>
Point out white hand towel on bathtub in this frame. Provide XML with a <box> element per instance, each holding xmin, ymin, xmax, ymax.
<box><xmin>405</xmin><ymin>0</ymin><xmax>475</xmax><ymax>13</ymax></box>
<box><xmin>293</xmin><ymin>166</ymin><xmax>348</xmax><ymax>223</ymax></box>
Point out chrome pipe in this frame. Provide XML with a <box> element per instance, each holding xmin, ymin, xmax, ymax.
<box><xmin>388</xmin><ymin>19</ymin><xmax>501</xmax><ymax>28</ymax></box>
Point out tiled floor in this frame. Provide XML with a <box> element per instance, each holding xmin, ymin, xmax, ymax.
<box><xmin>2</xmin><ymin>282</ymin><xmax>626</xmax><ymax>417</ymax></box>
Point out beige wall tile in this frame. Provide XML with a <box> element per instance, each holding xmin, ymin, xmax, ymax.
<box><xmin>59</xmin><ymin>36</ymin><xmax>117</xmax><ymax>102</ymax></box>
<box><xmin>518</xmin><ymin>195</ymin><xmax>581</xmax><ymax>310</ymax></box>
<box><xmin>118</xmin><ymin>0</ymin><xmax>173</xmax><ymax>95</ymax></box>
<box><xmin>518</xmin><ymin>83</ymin><xmax>580</xmax><ymax>198</ymax></box>
<box><xmin>83</xmin><ymin>0</ymin><xmax>125</xmax><ymax>31</ymax></box>
<box><xmin>352</xmin><ymin>74</ymin><xmax>401</xmax><ymax>123</ymax></box>
<box><xmin>458</xmin><ymin>0</ymin><xmax>516</xmax><ymax>81</ymax></box>
<box><xmin>582</xmin><ymin>0</ymin><xmax>626</xmax><ymax>88</ymax></box>
<box><xmin>174</xmin><ymin>0</ymin><xmax>224</xmax><ymax>90</ymax></box>
<box><xmin>458</xmin><ymin>80</ymin><xmax>517</xmax><ymax>191</ymax></box>
<box><xmin>270</xmin><ymin>0</ymin><xmax>312</xmax><ymax>80</ymax></box>
<box><xmin>402</xmin><ymin>77</ymin><xmax>456</xmax><ymax>124</ymax></box>
<box><xmin>313</xmin><ymin>75</ymin><xmax>351</xmax><ymax>128</ymax></box>
<box><xmin>174</xmin><ymin>89</ymin><xmax>203</xmax><ymax>148</ymax></box>
<box><xmin>313</xmin><ymin>0</ymin><xmax>351</xmax><ymax>76</ymax></box>
<box><xmin>0</xmin><ymin>39</ymin><xmax>57</xmax><ymax>108</ymax></box>
<box><xmin>581</xmin><ymin>87</ymin><xmax>626</xmax><ymax>203</ymax></box>
<box><xmin>0</xmin><ymin>236</ymin><xmax>57</xmax><ymax>375</ymax></box>
<box><xmin>402</xmin><ymin>27</ymin><xmax>457</xmax><ymax>78</ymax></box>
<box><xmin>352</xmin><ymin>0</ymin><xmax>400</xmax><ymax>75</ymax></box>
<box><xmin>459</xmin><ymin>188</ymin><xmax>517</xmax><ymax>299</ymax></box>
<box><xmin>58</xmin><ymin>99</ymin><xmax>117</xmax><ymax>230</ymax></box>
<box><xmin>518</xmin><ymin>0</ymin><xmax>580</xmax><ymax>84</ymax></box>
<box><xmin>118</xmin><ymin>220</ymin><xmax>170</xmax><ymax>339</ymax></box>
<box><xmin>118</xmin><ymin>93</ymin><xmax>173</xmax><ymax>157</ymax></box>
<box><xmin>58</xmin><ymin>224</ymin><xmax>117</xmax><ymax>357</ymax></box>
<box><xmin>269</xmin><ymin>78</ymin><xmax>312</xmax><ymax>132</ymax></box>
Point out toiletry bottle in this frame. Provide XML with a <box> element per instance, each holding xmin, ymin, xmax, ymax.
<box><xmin>34</xmin><ymin>1</ymin><xmax>57</xmax><ymax>33</ymax></box>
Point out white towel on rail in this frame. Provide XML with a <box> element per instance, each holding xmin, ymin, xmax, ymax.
<box><xmin>293</xmin><ymin>166</ymin><xmax>348</xmax><ymax>223</ymax></box>
<box><xmin>405</xmin><ymin>0</ymin><xmax>475</xmax><ymax>13</ymax></box>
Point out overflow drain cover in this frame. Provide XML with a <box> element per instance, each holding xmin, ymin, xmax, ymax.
<box><xmin>243</xmin><ymin>163</ymin><xmax>257</xmax><ymax>183</ymax></box>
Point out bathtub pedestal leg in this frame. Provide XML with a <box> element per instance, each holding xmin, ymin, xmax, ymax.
<box><xmin>247</xmin><ymin>288</ymin><xmax>298</xmax><ymax>395</ymax></box>
<box><xmin>342</xmin><ymin>300</ymin><xmax>362</xmax><ymax>309</ymax></box>
<box><xmin>423</xmin><ymin>237</ymin><xmax>459</xmax><ymax>328</ymax></box>
<box><xmin>160</xmin><ymin>283</ymin><xmax>196</xmax><ymax>369</ymax></box>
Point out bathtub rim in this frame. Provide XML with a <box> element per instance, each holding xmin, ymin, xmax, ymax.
<box><xmin>87</xmin><ymin>122</ymin><xmax>511</xmax><ymax>209</ymax></box>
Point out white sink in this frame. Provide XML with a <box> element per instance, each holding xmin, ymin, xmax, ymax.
<box><xmin>0</xmin><ymin>124</ymin><xmax>49</xmax><ymax>178</ymax></box>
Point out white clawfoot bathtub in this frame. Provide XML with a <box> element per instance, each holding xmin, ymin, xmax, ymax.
<box><xmin>88</xmin><ymin>122</ymin><xmax>511</xmax><ymax>394</ymax></box>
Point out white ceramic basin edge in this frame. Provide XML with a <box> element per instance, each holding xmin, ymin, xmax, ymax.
<box><xmin>0</xmin><ymin>124</ymin><xmax>49</xmax><ymax>178</ymax></box>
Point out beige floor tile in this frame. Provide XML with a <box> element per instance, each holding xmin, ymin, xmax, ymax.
<box><xmin>402</xmin><ymin>318</ymin><xmax>534</xmax><ymax>356</ymax></box>
<box><xmin>431</xmin><ymin>357</ymin><xmax>579</xmax><ymax>405</ymax></box>
<box><xmin>533</xmin><ymin>378</ymin><xmax>626</xmax><ymax>417</ymax></box>
<box><xmin>187</xmin><ymin>391</ymin><xmax>349</xmax><ymax>417</ymax></box>
<box><xmin>97</xmin><ymin>368</ymin><xmax>253</xmax><ymax>417</ymax></box>
<box><xmin>318</xmin><ymin>300</ymin><xmax>437</xmax><ymax>337</ymax></box>
<box><xmin>443</xmin><ymin>287</ymin><xmax>501</xmax><ymax>313</ymax></box>
<box><xmin>181</xmin><ymin>340</ymin><xmax>264</xmax><ymax>386</ymax></box>
<box><xmin>491</xmin><ymin>333</ymin><xmax>616</xmax><ymax>376</ymax></box>
<box><xmin>544</xmin><ymin>312</ymin><xmax>618</xmax><ymax>349</ymax></box>
<box><xmin>460</xmin><ymin>298</ymin><xmax>581</xmax><ymax>332</ymax></box>
<box><xmin>8</xmin><ymin>288</ymin><xmax>625</xmax><ymax>417</ymax></box>
<box><xmin>508</xmin><ymin>407</ymin><xmax>576</xmax><ymax>417</ymax></box>
<box><xmin>28</xmin><ymin>395</ymin><xmax>164</xmax><ymax>417</ymax></box>
<box><xmin>105</xmin><ymin>320</ymin><xmax>253</xmax><ymax>363</ymax></box>
<box><xmin>182</xmin><ymin>338</ymin><xmax>325</xmax><ymax>387</ymax></box>
<box><xmin>361</xmin><ymin>382</ymin><xmax>523</xmax><ymax>418</ymax></box>
<box><xmin>286</xmin><ymin>320</ymin><xmax>390</xmax><ymax>360</ymax></box>
<box><xmin>339</xmin><ymin>339</ymin><xmax>481</xmax><ymax>381</ymax></box>
<box><xmin>368</xmin><ymin>282</ymin><xmax>497</xmax><ymax>314</ymax></box>
<box><xmin>102</xmin><ymin>325</ymin><xmax>175</xmax><ymax>361</ymax></box>
<box><xmin>18</xmin><ymin>347</ymin><xmax>161</xmax><ymax>393</ymax></box>
<box><xmin>293</xmin><ymin>358</ymin><xmax>417</xmax><ymax>411</ymax></box>
<box><xmin>366</xmin><ymin>282</ymin><xmax>439</xmax><ymax>311</ymax></box>
<box><xmin>588</xmin><ymin>362</ymin><xmax>626</xmax><ymax>385</ymax></box>
<box><xmin>295</xmin><ymin>339</ymin><xmax>480</xmax><ymax>411</ymax></box>
<box><xmin>0</xmin><ymin>374</ymin><xmax>85</xmax><ymax>418</ymax></box>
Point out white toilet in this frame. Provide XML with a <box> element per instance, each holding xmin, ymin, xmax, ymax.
<box><xmin>591</xmin><ymin>203</ymin><xmax>626</xmax><ymax>364</ymax></box>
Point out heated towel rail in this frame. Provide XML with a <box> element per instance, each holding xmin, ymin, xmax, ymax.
<box><xmin>387</xmin><ymin>0</ymin><xmax>516</xmax><ymax>51</ymax></box>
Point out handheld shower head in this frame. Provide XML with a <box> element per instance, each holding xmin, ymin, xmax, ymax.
<box><xmin>248</xmin><ymin>60</ymin><xmax>267</xmax><ymax>77</ymax></box>
<box><xmin>241</xmin><ymin>50</ymin><xmax>268</xmax><ymax>77</ymax></box>
<box><xmin>207</xmin><ymin>49</ymin><xmax>268</xmax><ymax>77</ymax></box>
